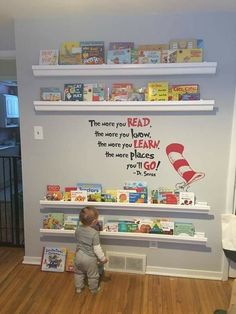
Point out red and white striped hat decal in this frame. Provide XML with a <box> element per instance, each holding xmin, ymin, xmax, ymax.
<box><xmin>166</xmin><ymin>143</ymin><xmax>205</xmax><ymax>186</ymax></box>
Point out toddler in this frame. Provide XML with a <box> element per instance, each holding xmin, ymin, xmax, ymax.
<box><xmin>74</xmin><ymin>206</ymin><xmax>108</xmax><ymax>294</ymax></box>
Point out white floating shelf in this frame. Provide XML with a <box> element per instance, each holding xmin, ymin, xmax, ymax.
<box><xmin>39</xmin><ymin>228</ymin><xmax>207</xmax><ymax>244</ymax></box>
<box><xmin>32</xmin><ymin>62</ymin><xmax>217</xmax><ymax>76</ymax></box>
<box><xmin>39</xmin><ymin>200</ymin><xmax>210</xmax><ymax>214</ymax></box>
<box><xmin>34</xmin><ymin>100</ymin><xmax>215</xmax><ymax>112</ymax></box>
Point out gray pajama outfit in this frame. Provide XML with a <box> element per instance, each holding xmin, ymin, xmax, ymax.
<box><xmin>74</xmin><ymin>225</ymin><xmax>105</xmax><ymax>293</ymax></box>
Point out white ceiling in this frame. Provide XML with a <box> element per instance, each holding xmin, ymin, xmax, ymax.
<box><xmin>1</xmin><ymin>0</ymin><xmax>236</xmax><ymax>20</ymax></box>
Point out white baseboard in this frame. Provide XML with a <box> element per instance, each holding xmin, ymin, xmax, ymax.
<box><xmin>146</xmin><ymin>266</ymin><xmax>223</xmax><ymax>280</ymax></box>
<box><xmin>23</xmin><ymin>256</ymin><xmax>41</xmax><ymax>265</ymax></box>
<box><xmin>22</xmin><ymin>255</ymin><xmax>223</xmax><ymax>280</ymax></box>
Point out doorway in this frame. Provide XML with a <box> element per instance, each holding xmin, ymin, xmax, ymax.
<box><xmin>0</xmin><ymin>54</ymin><xmax>24</xmax><ymax>247</ymax></box>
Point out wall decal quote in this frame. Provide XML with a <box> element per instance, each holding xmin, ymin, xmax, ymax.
<box><xmin>88</xmin><ymin>117</ymin><xmax>161</xmax><ymax>177</ymax></box>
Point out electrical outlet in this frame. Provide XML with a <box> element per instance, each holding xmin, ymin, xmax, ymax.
<box><xmin>34</xmin><ymin>126</ymin><xmax>44</xmax><ymax>140</ymax></box>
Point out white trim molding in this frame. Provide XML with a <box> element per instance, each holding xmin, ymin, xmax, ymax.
<box><xmin>146</xmin><ymin>266</ymin><xmax>222</xmax><ymax>280</ymax></box>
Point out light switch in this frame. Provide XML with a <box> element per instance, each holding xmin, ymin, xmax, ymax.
<box><xmin>34</xmin><ymin>126</ymin><xmax>44</xmax><ymax>140</ymax></box>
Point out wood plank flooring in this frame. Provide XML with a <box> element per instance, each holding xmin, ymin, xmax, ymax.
<box><xmin>0</xmin><ymin>247</ymin><xmax>233</xmax><ymax>314</ymax></box>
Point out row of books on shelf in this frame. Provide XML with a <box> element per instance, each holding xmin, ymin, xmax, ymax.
<box><xmin>39</xmin><ymin>38</ymin><xmax>204</xmax><ymax>66</ymax></box>
<box><xmin>45</xmin><ymin>182</ymin><xmax>197</xmax><ymax>206</ymax></box>
<box><xmin>42</xmin><ymin>214</ymin><xmax>204</xmax><ymax>239</ymax></box>
<box><xmin>40</xmin><ymin>83</ymin><xmax>200</xmax><ymax>102</ymax></box>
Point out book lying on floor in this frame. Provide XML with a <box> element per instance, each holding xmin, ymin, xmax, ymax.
<box><xmin>41</xmin><ymin>247</ymin><xmax>67</xmax><ymax>272</ymax></box>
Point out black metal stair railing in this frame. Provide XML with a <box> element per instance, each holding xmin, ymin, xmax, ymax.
<box><xmin>0</xmin><ymin>156</ymin><xmax>24</xmax><ymax>247</ymax></box>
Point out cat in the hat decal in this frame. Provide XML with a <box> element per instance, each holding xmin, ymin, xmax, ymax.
<box><xmin>166</xmin><ymin>143</ymin><xmax>205</xmax><ymax>191</ymax></box>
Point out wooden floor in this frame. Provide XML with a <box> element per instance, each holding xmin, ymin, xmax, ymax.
<box><xmin>0</xmin><ymin>247</ymin><xmax>233</xmax><ymax>314</ymax></box>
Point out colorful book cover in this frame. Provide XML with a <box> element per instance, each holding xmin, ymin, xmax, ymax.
<box><xmin>131</xmin><ymin>48</ymin><xmax>139</xmax><ymax>64</ymax></box>
<box><xmin>129</xmin><ymin>192</ymin><xmax>147</xmax><ymax>204</ymax></box>
<box><xmin>41</xmin><ymin>247</ymin><xmax>67</xmax><ymax>272</ymax></box>
<box><xmin>103</xmin><ymin>189</ymin><xmax>117</xmax><ymax>202</ymax></box>
<box><xmin>76</xmin><ymin>183</ymin><xmax>102</xmax><ymax>202</ymax></box>
<box><xmin>104</xmin><ymin>221</ymin><xmax>119</xmax><ymax>232</ymax></box>
<box><xmin>40</xmin><ymin>87</ymin><xmax>61</xmax><ymax>101</ymax></box>
<box><xmin>65</xmin><ymin>250</ymin><xmax>75</xmax><ymax>272</ymax></box>
<box><xmin>59</xmin><ymin>42</ymin><xmax>81</xmax><ymax>65</ymax></box>
<box><xmin>83</xmin><ymin>84</ymin><xmax>93</xmax><ymax>101</ymax></box>
<box><xmin>124</xmin><ymin>181</ymin><xmax>148</xmax><ymax>192</ymax></box>
<box><xmin>71</xmin><ymin>190</ymin><xmax>88</xmax><ymax>202</ymax></box>
<box><xmin>181</xmin><ymin>93</ymin><xmax>200</xmax><ymax>101</ymax></box>
<box><xmin>43</xmin><ymin>213</ymin><xmax>64</xmax><ymax>229</ymax></box>
<box><xmin>111</xmin><ymin>83</ymin><xmax>133</xmax><ymax>101</ymax></box>
<box><xmin>107</xmin><ymin>49</ymin><xmax>131</xmax><ymax>64</ymax></box>
<box><xmin>167</xmin><ymin>50</ymin><xmax>177</xmax><ymax>63</ymax></box>
<box><xmin>174</xmin><ymin>222</ymin><xmax>195</xmax><ymax>236</ymax></box>
<box><xmin>169</xmin><ymin>84</ymin><xmax>199</xmax><ymax>101</ymax></box>
<box><xmin>64</xmin><ymin>83</ymin><xmax>83</xmax><ymax>101</ymax></box>
<box><xmin>179</xmin><ymin>192</ymin><xmax>195</xmax><ymax>206</ymax></box>
<box><xmin>138</xmin><ymin>50</ymin><xmax>161</xmax><ymax>64</ymax></box>
<box><xmin>63</xmin><ymin>186</ymin><xmax>77</xmax><ymax>201</ymax></box>
<box><xmin>147</xmin><ymin>81</ymin><xmax>169</xmax><ymax>101</ymax></box>
<box><xmin>117</xmin><ymin>190</ymin><xmax>136</xmax><ymax>203</ymax></box>
<box><xmin>64</xmin><ymin>214</ymin><xmax>80</xmax><ymax>230</ymax></box>
<box><xmin>81</xmin><ymin>41</ymin><xmax>105</xmax><ymax>65</ymax></box>
<box><xmin>176</xmin><ymin>49</ymin><xmax>203</xmax><ymax>63</ymax></box>
<box><xmin>93</xmin><ymin>83</ymin><xmax>105</xmax><ymax>101</ymax></box>
<box><xmin>46</xmin><ymin>185</ymin><xmax>63</xmax><ymax>201</ymax></box>
<box><xmin>39</xmin><ymin>49</ymin><xmax>59</xmax><ymax>65</ymax></box>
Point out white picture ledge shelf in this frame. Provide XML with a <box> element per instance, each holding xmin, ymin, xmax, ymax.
<box><xmin>39</xmin><ymin>228</ymin><xmax>207</xmax><ymax>244</ymax></box>
<box><xmin>34</xmin><ymin>100</ymin><xmax>215</xmax><ymax>112</ymax></box>
<box><xmin>32</xmin><ymin>62</ymin><xmax>217</xmax><ymax>76</ymax></box>
<box><xmin>40</xmin><ymin>200</ymin><xmax>210</xmax><ymax>214</ymax></box>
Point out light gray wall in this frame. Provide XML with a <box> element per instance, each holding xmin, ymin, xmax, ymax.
<box><xmin>14</xmin><ymin>12</ymin><xmax>236</xmax><ymax>276</ymax></box>
<box><xmin>0</xmin><ymin>19</ymin><xmax>15</xmax><ymax>50</ymax></box>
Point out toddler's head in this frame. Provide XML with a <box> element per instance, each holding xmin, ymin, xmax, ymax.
<box><xmin>79</xmin><ymin>206</ymin><xmax>99</xmax><ymax>226</ymax></box>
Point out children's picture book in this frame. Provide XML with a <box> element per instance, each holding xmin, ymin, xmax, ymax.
<box><xmin>46</xmin><ymin>185</ymin><xmax>63</xmax><ymax>201</ymax></box>
<box><xmin>107</xmin><ymin>49</ymin><xmax>131</xmax><ymax>64</ymax></box>
<box><xmin>39</xmin><ymin>49</ymin><xmax>59</xmax><ymax>65</ymax></box>
<box><xmin>83</xmin><ymin>84</ymin><xmax>93</xmax><ymax>101</ymax></box>
<box><xmin>65</xmin><ymin>250</ymin><xmax>75</xmax><ymax>272</ymax></box>
<box><xmin>174</xmin><ymin>222</ymin><xmax>195</xmax><ymax>236</ymax></box>
<box><xmin>64</xmin><ymin>83</ymin><xmax>83</xmax><ymax>101</ymax></box>
<box><xmin>59</xmin><ymin>42</ymin><xmax>82</xmax><ymax>65</ymax></box>
<box><xmin>103</xmin><ymin>189</ymin><xmax>117</xmax><ymax>202</ymax></box>
<box><xmin>179</xmin><ymin>192</ymin><xmax>195</xmax><ymax>206</ymax></box>
<box><xmin>64</xmin><ymin>214</ymin><xmax>80</xmax><ymax>230</ymax></box>
<box><xmin>41</xmin><ymin>247</ymin><xmax>67</xmax><ymax>272</ymax></box>
<box><xmin>111</xmin><ymin>83</ymin><xmax>133</xmax><ymax>101</ymax></box>
<box><xmin>93</xmin><ymin>83</ymin><xmax>105</xmax><ymax>101</ymax></box>
<box><xmin>76</xmin><ymin>183</ymin><xmax>102</xmax><ymax>202</ymax></box>
<box><xmin>147</xmin><ymin>81</ymin><xmax>169</xmax><ymax>101</ymax></box>
<box><xmin>138</xmin><ymin>50</ymin><xmax>161</xmax><ymax>64</ymax></box>
<box><xmin>71</xmin><ymin>190</ymin><xmax>88</xmax><ymax>202</ymax></box>
<box><xmin>169</xmin><ymin>84</ymin><xmax>199</xmax><ymax>101</ymax></box>
<box><xmin>176</xmin><ymin>49</ymin><xmax>203</xmax><ymax>63</ymax></box>
<box><xmin>117</xmin><ymin>190</ymin><xmax>136</xmax><ymax>203</ymax></box>
<box><xmin>63</xmin><ymin>186</ymin><xmax>77</xmax><ymax>201</ymax></box>
<box><xmin>43</xmin><ymin>213</ymin><xmax>64</xmax><ymax>229</ymax></box>
<box><xmin>81</xmin><ymin>41</ymin><xmax>105</xmax><ymax>65</ymax></box>
<box><xmin>40</xmin><ymin>87</ymin><xmax>61</xmax><ymax>101</ymax></box>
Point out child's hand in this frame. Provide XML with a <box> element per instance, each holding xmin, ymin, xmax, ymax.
<box><xmin>101</xmin><ymin>257</ymin><xmax>108</xmax><ymax>264</ymax></box>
